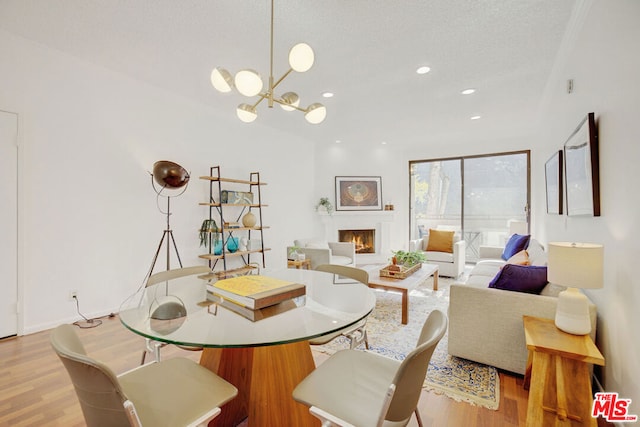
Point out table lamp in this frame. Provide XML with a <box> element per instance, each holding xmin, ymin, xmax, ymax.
<box><xmin>547</xmin><ymin>242</ymin><xmax>603</xmax><ymax>335</ymax></box>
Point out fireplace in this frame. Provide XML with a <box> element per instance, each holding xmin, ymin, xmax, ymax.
<box><xmin>339</xmin><ymin>229</ymin><xmax>376</xmax><ymax>254</ymax></box>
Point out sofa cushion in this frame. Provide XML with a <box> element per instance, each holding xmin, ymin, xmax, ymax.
<box><xmin>465</xmin><ymin>275</ymin><xmax>493</xmax><ymax>288</ymax></box>
<box><xmin>488</xmin><ymin>264</ymin><xmax>548</xmax><ymax>294</ymax></box>
<box><xmin>506</xmin><ymin>250</ymin><xmax>530</xmax><ymax>265</ymax></box>
<box><xmin>470</xmin><ymin>262</ymin><xmax>502</xmax><ymax>278</ymax></box>
<box><xmin>502</xmin><ymin>234</ymin><xmax>531</xmax><ymax>260</ymax></box>
<box><xmin>526</xmin><ymin>239</ymin><xmax>547</xmax><ymax>266</ymax></box>
<box><xmin>426</xmin><ymin>229</ymin><xmax>455</xmax><ymax>253</ymax></box>
<box><xmin>425</xmin><ymin>251</ymin><xmax>454</xmax><ymax>263</ymax></box>
<box><xmin>540</xmin><ymin>283</ymin><xmax>566</xmax><ymax>297</ymax></box>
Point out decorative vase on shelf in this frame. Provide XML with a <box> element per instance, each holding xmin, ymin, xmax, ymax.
<box><xmin>213</xmin><ymin>240</ymin><xmax>223</xmax><ymax>255</ymax></box>
<box><xmin>226</xmin><ymin>237</ymin><xmax>239</xmax><ymax>253</ymax></box>
<box><xmin>242</xmin><ymin>211</ymin><xmax>257</xmax><ymax>228</ymax></box>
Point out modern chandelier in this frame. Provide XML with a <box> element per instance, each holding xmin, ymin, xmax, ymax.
<box><xmin>210</xmin><ymin>0</ymin><xmax>326</xmax><ymax>124</ymax></box>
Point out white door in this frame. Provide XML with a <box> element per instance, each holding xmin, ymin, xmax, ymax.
<box><xmin>0</xmin><ymin>110</ymin><xmax>18</xmax><ymax>338</ymax></box>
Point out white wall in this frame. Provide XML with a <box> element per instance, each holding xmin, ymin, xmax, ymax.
<box><xmin>0</xmin><ymin>31</ymin><xmax>317</xmax><ymax>333</ymax></box>
<box><xmin>311</xmin><ymin>143</ymin><xmax>408</xmax><ymax>252</ymax></box>
<box><xmin>533</xmin><ymin>0</ymin><xmax>640</xmax><ymax>405</ymax></box>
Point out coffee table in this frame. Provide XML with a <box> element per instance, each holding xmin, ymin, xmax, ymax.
<box><xmin>362</xmin><ymin>263</ymin><xmax>439</xmax><ymax>325</ymax></box>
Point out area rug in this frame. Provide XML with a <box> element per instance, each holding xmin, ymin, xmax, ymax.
<box><xmin>315</xmin><ymin>275</ymin><xmax>500</xmax><ymax>410</ymax></box>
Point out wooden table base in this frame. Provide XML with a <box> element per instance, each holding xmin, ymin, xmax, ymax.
<box><xmin>200</xmin><ymin>341</ymin><xmax>320</xmax><ymax>427</ymax></box>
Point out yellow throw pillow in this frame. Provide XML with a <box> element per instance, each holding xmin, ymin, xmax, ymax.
<box><xmin>507</xmin><ymin>250</ymin><xmax>530</xmax><ymax>265</ymax></box>
<box><xmin>426</xmin><ymin>229</ymin><xmax>455</xmax><ymax>253</ymax></box>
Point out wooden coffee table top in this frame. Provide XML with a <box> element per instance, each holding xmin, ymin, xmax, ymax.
<box><xmin>363</xmin><ymin>263</ymin><xmax>439</xmax><ymax>290</ymax></box>
<box><xmin>360</xmin><ymin>263</ymin><xmax>439</xmax><ymax>324</ymax></box>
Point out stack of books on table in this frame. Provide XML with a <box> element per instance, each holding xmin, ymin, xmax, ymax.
<box><xmin>206</xmin><ymin>275</ymin><xmax>306</xmax><ymax>320</ymax></box>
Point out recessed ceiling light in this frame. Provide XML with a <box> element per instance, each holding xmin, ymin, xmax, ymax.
<box><xmin>381</xmin><ymin>141</ymin><xmax>388</xmax><ymax>145</ymax></box>
<box><xmin>461</xmin><ymin>88</ymin><xmax>476</xmax><ymax>95</ymax></box>
<box><xmin>470</xmin><ymin>115</ymin><xmax>482</xmax><ymax>120</ymax></box>
<box><xmin>335</xmin><ymin>139</ymin><xmax>342</xmax><ymax>144</ymax></box>
<box><xmin>416</xmin><ymin>66</ymin><xmax>431</xmax><ymax>75</ymax></box>
<box><xmin>322</xmin><ymin>92</ymin><xmax>334</xmax><ymax>98</ymax></box>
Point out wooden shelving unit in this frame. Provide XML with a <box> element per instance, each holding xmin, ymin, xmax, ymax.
<box><xmin>199</xmin><ymin>166</ymin><xmax>270</xmax><ymax>277</ymax></box>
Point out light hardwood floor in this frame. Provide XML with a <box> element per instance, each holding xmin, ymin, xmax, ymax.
<box><xmin>0</xmin><ymin>315</ymin><xmax>576</xmax><ymax>427</ymax></box>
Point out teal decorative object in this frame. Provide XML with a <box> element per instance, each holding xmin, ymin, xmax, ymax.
<box><xmin>226</xmin><ymin>237</ymin><xmax>239</xmax><ymax>253</ymax></box>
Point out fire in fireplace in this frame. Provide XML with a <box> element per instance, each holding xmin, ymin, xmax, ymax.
<box><xmin>339</xmin><ymin>229</ymin><xmax>375</xmax><ymax>254</ymax></box>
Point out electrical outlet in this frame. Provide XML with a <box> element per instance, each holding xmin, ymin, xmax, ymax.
<box><xmin>68</xmin><ymin>290</ymin><xmax>78</xmax><ymax>301</ymax></box>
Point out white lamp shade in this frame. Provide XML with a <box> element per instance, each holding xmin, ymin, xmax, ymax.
<box><xmin>289</xmin><ymin>43</ymin><xmax>315</xmax><ymax>72</ymax></box>
<box><xmin>236</xmin><ymin>104</ymin><xmax>257</xmax><ymax>123</ymax></box>
<box><xmin>210</xmin><ymin>67</ymin><xmax>234</xmax><ymax>93</ymax></box>
<box><xmin>304</xmin><ymin>103</ymin><xmax>326</xmax><ymax>124</ymax></box>
<box><xmin>279</xmin><ymin>92</ymin><xmax>300</xmax><ymax>111</ymax></box>
<box><xmin>234</xmin><ymin>69</ymin><xmax>263</xmax><ymax>97</ymax></box>
<box><xmin>548</xmin><ymin>242</ymin><xmax>603</xmax><ymax>289</ymax></box>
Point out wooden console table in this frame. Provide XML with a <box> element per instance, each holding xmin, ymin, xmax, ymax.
<box><xmin>523</xmin><ymin>316</ymin><xmax>604</xmax><ymax>427</ymax></box>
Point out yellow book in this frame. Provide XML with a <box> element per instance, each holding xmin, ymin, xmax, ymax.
<box><xmin>207</xmin><ymin>275</ymin><xmax>306</xmax><ymax>310</ymax></box>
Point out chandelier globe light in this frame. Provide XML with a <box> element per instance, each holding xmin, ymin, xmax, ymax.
<box><xmin>237</xmin><ymin>104</ymin><xmax>258</xmax><ymax>123</ymax></box>
<box><xmin>211</xmin><ymin>0</ymin><xmax>326</xmax><ymax>124</ymax></box>
<box><xmin>234</xmin><ymin>69</ymin><xmax>263</xmax><ymax>97</ymax></box>
<box><xmin>305</xmin><ymin>103</ymin><xmax>327</xmax><ymax>124</ymax></box>
<box><xmin>210</xmin><ymin>67</ymin><xmax>234</xmax><ymax>93</ymax></box>
<box><xmin>279</xmin><ymin>92</ymin><xmax>300</xmax><ymax>111</ymax></box>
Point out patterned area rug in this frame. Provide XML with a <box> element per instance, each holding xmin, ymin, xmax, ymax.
<box><xmin>316</xmin><ymin>275</ymin><xmax>500</xmax><ymax>410</ymax></box>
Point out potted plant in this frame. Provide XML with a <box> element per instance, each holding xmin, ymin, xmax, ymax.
<box><xmin>288</xmin><ymin>246</ymin><xmax>303</xmax><ymax>261</ymax></box>
<box><xmin>315</xmin><ymin>197</ymin><xmax>334</xmax><ymax>215</ymax></box>
<box><xmin>391</xmin><ymin>250</ymin><xmax>427</xmax><ymax>267</ymax></box>
<box><xmin>199</xmin><ymin>219</ymin><xmax>220</xmax><ymax>248</ymax></box>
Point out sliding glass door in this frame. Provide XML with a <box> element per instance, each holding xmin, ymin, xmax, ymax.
<box><xmin>410</xmin><ymin>151</ymin><xmax>530</xmax><ymax>262</ymax></box>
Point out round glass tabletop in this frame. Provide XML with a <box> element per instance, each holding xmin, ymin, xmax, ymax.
<box><xmin>119</xmin><ymin>268</ymin><xmax>376</xmax><ymax>348</ymax></box>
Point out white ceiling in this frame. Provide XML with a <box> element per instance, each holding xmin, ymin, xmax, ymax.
<box><xmin>0</xmin><ymin>0</ymin><xmax>578</xmax><ymax>147</ymax></box>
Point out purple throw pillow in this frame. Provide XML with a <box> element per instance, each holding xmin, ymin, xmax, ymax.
<box><xmin>502</xmin><ymin>234</ymin><xmax>531</xmax><ymax>260</ymax></box>
<box><xmin>488</xmin><ymin>264</ymin><xmax>548</xmax><ymax>294</ymax></box>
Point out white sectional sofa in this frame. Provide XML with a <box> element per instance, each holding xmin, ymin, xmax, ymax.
<box><xmin>447</xmin><ymin>239</ymin><xmax>597</xmax><ymax>375</ymax></box>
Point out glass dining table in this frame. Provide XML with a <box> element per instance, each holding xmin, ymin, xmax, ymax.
<box><xmin>119</xmin><ymin>268</ymin><xmax>376</xmax><ymax>427</ymax></box>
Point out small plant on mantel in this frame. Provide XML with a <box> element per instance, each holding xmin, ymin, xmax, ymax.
<box><xmin>315</xmin><ymin>197</ymin><xmax>334</xmax><ymax>215</ymax></box>
<box><xmin>391</xmin><ymin>250</ymin><xmax>427</xmax><ymax>267</ymax></box>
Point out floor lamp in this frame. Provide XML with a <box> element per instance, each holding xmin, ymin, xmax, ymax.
<box><xmin>145</xmin><ymin>160</ymin><xmax>190</xmax><ymax>320</ymax></box>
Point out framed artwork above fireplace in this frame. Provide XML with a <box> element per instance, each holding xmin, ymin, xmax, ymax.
<box><xmin>335</xmin><ymin>176</ymin><xmax>382</xmax><ymax>211</ymax></box>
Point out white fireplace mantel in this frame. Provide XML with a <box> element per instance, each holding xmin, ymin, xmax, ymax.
<box><xmin>317</xmin><ymin>210</ymin><xmax>396</xmax><ymax>263</ymax></box>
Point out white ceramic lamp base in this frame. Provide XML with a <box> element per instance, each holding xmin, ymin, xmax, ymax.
<box><xmin>554</xmin><ymin>287</ymin><xmax>591</xmax><ymax>335</ymax></box>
